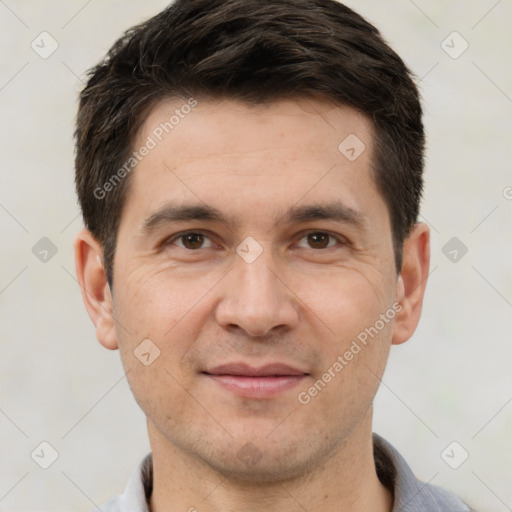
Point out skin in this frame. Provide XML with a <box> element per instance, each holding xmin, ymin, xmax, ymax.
<box><xmin>75</xmin><ymin>97</ymin><xmax>430</xmax><ymax>512</ymax></box>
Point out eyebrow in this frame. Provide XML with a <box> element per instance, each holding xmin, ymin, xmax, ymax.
<box><xmin>140</xmin><ymin>201</ymin><xmax>367</xmax><ymax>234</ymax></box>
<box><xmin>277</xmin><ymin>202</ymin><xmax>366</xmax><ymax>229</ymax></box>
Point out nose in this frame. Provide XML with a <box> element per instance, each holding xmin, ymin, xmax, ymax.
<box><xmin>214</xmin><ymin>244</ymin><xmax>300</xmax><ymax>338</ymax></box>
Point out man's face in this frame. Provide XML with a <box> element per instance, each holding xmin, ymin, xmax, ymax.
<box><xmin>112</xmin><ymin>98</ymin><xmax>400</xmax><ymax>480</ymax></box>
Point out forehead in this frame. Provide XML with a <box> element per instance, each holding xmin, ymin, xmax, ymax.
<box><xmin>135</xmin><ymin>97</ymin><xmax>373</xmax><ymax>168</ymax></box>
<box><xmin>123</xmin><ymin>97</ymin><xmax>386</xmax><ymax>231</ymax></box>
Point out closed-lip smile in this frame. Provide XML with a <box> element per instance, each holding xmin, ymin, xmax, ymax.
<box><xmin>202</xmin><ymin>362</ymin><xmax>309</xmax><ymax>399</ymax></box>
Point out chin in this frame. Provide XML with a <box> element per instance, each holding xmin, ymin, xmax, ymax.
<box><xmin>199</xmin><ymin>432</ymin><xmax>330</xmax><ymax>485</ymax></box>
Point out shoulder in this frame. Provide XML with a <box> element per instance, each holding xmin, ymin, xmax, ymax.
<box><xmin>373</xmin><ymin>433</ymin><xmax>473</xmax><ymax>512</ymax></box>
<box><xmin>90</xmin><ymin>453</ymin><xmax>153</xmax><ymax>512</ymax></box>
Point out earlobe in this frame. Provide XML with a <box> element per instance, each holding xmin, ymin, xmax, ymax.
<box><xmin>74</xmin><ymin>229</ymin><xmax>119</xmax><ymax>350</ymax></box>
<box><xmin>391</xmin><ymin>222</ymin><xmax>430</xmax><ymax>346</ymax></box>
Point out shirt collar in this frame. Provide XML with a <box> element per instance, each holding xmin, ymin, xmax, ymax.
<box><xmin>373</xmin><ymin>433</ymin><xmax>470</xmax><ymax>511</ymax></box>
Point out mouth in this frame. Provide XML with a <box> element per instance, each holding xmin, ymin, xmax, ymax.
<box><xmin>201</xmin><ymin>362</ymin><xmax>310</xmax><ymax>399</ymax></box>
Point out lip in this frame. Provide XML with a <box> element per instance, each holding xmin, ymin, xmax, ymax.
<box><xmin>205</xmin><ymin>362</ymin><xmax>308</xmax><ymax>377</ymax></box>
<box><xmin>202</xmin><ymin>362</ymin><xmax>309</xmax><ymax>399</ymax></box>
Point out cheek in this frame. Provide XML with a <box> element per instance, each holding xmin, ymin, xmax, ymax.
<box><xmin>295</xmin><ymin>265</ymin><xmax>394</xmax><ymax>402</ymax></box>
<box><xmin>111</xmin><ymin>271</ymin><xmax>205</xmax><ymax>426</ymax></box>
<box><xmin>111</xmin><ymin>275</ymin><xmax>180</xmax><ymax>384</ymax></box>
<box><xmin>113</xmin><ymin>265</ymin><xmax>213</xmax><ymax>342</ymax></box>
<box><xmin>300</xmin><ymin>307</ymin><xmax>393</xmax><ymax>426</ymax></box>
<box><xmin>121</xmin><ymin>353</ymin><xmax>196</xmax><ymax>436</ymax></box>
<box><xmin>297</xmin><ymin>265</ymin><xmax>392</xmax><ymax>341</ymax></box>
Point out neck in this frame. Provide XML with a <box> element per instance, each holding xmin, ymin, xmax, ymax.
<box><xmin>148</xmin><ymin>409</ymin><xmax>393</xmax><ymax>512</ymax></box>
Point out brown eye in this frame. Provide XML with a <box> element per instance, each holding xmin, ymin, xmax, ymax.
<box><xmin>295</xmin><ymin>231</ymin><xmax>342</xmax><ymax>250</ymax></box>
<box><xmin>170</xmin><ymin>232</ymin><xmax>213</xmax><ymax>250</ymax></box>
<box><xmin>307</xmin><ymin>232</ymin><xmax>331</xmax><ymax>249</ymax></box>
<box><xmin>182</xmin><ymin>233</ymin><xmax>204</xmax><ymax>249</ymax></box>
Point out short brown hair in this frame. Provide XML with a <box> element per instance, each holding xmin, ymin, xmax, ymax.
<box><xmin>75</xmin><ymin>0</ymin><xmax>424</xmax><ymax>286</ymax></box>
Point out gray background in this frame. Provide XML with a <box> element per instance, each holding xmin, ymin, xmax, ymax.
<box><xmin>1</xmin><ymin>1</ymin><xmax>511</xmax><ymax>510</ymax></box>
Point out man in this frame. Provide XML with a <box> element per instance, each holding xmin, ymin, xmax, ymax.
<box><xmin>73</xmin><ymin>0</ymin><xmax>472</xmax><ymax>510</ymax></box>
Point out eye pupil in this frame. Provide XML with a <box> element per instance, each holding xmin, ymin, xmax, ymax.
<box><xmin>183</xmin><ymin>233</ymin><xmax>204</xmax><ymax>249</ymax></box>
<box><xmin>308</xmin><ymin>232</ymin><xmax>329</xmax><ymax>248</ymax></box>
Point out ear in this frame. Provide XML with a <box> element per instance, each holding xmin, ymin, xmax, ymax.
<box><xmin>392</xmin><ymin>222</ymin><xmax>430</xmax><ymax>345</ymax></box>
<box><xmin>74</xmin><ymin>229</ymin><xmax>118</xmax><ymax>350</ymax></box>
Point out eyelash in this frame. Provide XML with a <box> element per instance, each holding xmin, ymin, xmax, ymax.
<box><xmin>163</xmin><ymin>230</ymin><xmax>348</xmax><ymax>251</ymax></box>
